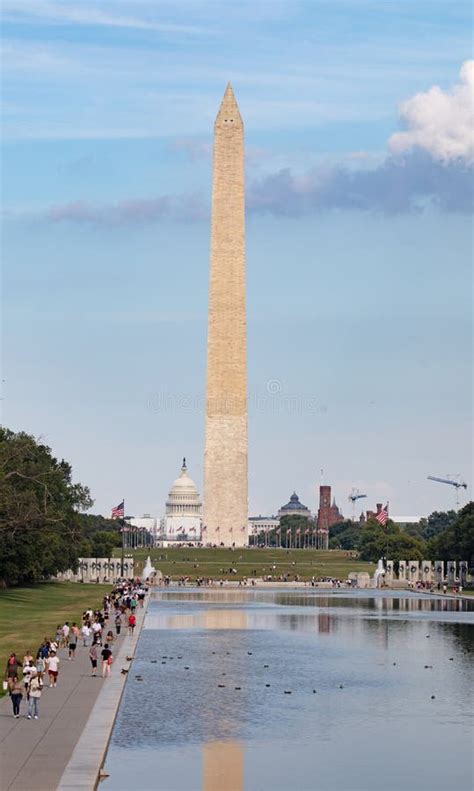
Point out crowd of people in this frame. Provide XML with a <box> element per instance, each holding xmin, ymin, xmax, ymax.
<box><xmin>4</xmin><ymin>580</ymin><xmax>146</xmax><ymax>720</ymax></box>
<box><xmin>163</xmin><ymin>573</ymin><xmax>353</xmax><ymax>587</ymax></box>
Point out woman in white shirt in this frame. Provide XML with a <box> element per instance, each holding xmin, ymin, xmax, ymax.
<box><xmin>27</xmin><ymin>670</ymin><xmax>42</xmax><ymax>719</ymax></box>
<box><xmin>81</xmin><ymin>624</ymin><xmax>91</xmax><ymax>646</ymax></box>
<box><xmin>46</xmin><ymin>651</ymin><xmax>60</xmax><ymax>688</ymax></box>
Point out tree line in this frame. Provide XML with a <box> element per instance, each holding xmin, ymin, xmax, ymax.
<box><xmin>253</xmin><ymin>508</ymin><xmax>473</xmax><ymax>565</ymax></box>
<box><xmin>0</xmin><ymin>428</ymin><xmax>122</xmax><ymax>587</ymax></box>
<box><xmin>328</xmin><ymin>506</ymin><xmax>473</xmax><ymax>564</ymax></box>
<box><xmin>1</xmin><ymin>426</ymin><xmax>472</xmax><ymax>586</ymax></box>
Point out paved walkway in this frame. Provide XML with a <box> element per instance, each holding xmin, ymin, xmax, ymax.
<box><xmin>0</xmin><ymin>601</ymin><xmax>148</xmax><ymax>791</ymax></box>
<box><xmin>58</xmin><ymin>600</ymin><xmax>148</xmax><ymax>790</ymax></box>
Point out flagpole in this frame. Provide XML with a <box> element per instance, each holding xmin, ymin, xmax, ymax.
<box><xmin>121</xmin><ymin>498</ymin><xmax>125</xmax><ymax>578</ymax></box>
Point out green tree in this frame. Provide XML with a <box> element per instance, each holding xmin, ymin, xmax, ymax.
<box><xmin>428</xmin><ymin>503</ymin><xmax>474</xmax><ymax>565</ymax></box>
<box><xmin>0</xmin><ymin>428</ymin><xmax>92</xmax><ymax>586</ymax></box>
<box><xmin>402</xmin><ymin>510</ymin><xmax>458</xmax><ymax>541</ymax></box>
<box><xmin>358</xmin><ymin>519</ymin><xmax>426</xmax><ymax>562</ymax></box>
<box><xmin>90</xmin><ymin>530</ymin><xmax>122</xmax><ymax>557</ymax></box>
<box><xmin>420</xmin><ymin>510</ymin><xmax>458</xmax><ymax>540</ymax></box>
<box><xmin>76</xmin><ymin>513</ymin><xmax>122</xmax><ymax>556</ymax></box>
<box><xmin>77</xmin><ymin>513</ymin><xmax>122</xmax><ymax>538</ymax></box>
<box><xmin>329</xmin><ymin>521</ymin><xmax>361</xmax><ymax>550</ymax></box>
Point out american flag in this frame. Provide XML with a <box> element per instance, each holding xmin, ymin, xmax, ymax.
<box><xmin>111</xmin><ymin>500</ymin><xmax>124</xmax><ymax>519</ymax></box>
<box><xmin>375</xmin><ymin>504</ymin><xmax>389</xmax><ymax>526</ymax></box>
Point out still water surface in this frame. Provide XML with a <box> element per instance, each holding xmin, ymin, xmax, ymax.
<box><xmin>104</xmin><ymin>590</ymin><xmax>473</xmax><ymax>791</ymax></box>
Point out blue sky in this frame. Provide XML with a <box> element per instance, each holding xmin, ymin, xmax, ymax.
<box><xmin>2</xmin><ymin>0</ymin><xmax>472</xmax><ymax>519</ymax></box>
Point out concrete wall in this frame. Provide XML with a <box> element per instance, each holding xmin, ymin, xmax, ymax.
<box><xmin>56</xmin><ymin>557</ymin><xmax>135</xmax><ymax>583</ymax></box>
<box><xmin>384</xmin><ymin>560</ymin><xmax>469</xmax><ymax>585</ymax></box>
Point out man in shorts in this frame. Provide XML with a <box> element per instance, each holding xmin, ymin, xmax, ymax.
<box><xmin>68</xmin><ymin>624</ymin><xmax>79</xmax><ymax>660</ymax></box>
<box><xmin>46</xmin><ymin>651</ymin><xmax>60</xmax><ymax>687</ymax></box>
<box><xmin>101</xmin><ymin>643</ymin><xmax>113</xmax><ymax>678</ymax></box>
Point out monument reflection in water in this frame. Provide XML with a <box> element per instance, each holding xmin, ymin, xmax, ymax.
<box><xmin>103</xmin><ymin>590</ymin><xmax>473</xmax><ymax>791</ymax></box>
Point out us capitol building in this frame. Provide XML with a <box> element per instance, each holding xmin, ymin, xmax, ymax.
<box><xmin>128</xmin><ymin>459</ymin><xmax>203</xmax><ymax>545</ymax></box>
<box><xmin>128</xmin><ymin>462</ymin><xmax>341</xmax><ymax>548</ymax></box>
<box><xmin>160</xmin><ymin>458</ymin><xmax>202</xmax><ymax>543</ymax></box>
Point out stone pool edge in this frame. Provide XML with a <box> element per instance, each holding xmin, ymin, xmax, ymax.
<box><xmin>58</xmin><ymin>593</ymin><xmax>151</xmax><ymax>790</ymax></box>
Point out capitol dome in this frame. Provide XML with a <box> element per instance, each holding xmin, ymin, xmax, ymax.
<box><xmin>166</xmin><ymin>458</ymin><xmax>202</xmax><ymax>515</ymax></box>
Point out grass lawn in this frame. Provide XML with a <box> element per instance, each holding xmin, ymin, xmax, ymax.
<box><xmin>0</xmin><ymin>582</ymin><xmax>112</xmax><ymax>694</ymax></box>
<box><xmin>113</xmin><ymin>546</ymin><xmax>374</xmax><ymax>581</ymax></box>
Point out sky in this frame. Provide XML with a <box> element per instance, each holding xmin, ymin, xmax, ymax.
<box><xmin>2</xmin><ymin>0</ymin><xmax>473</xmax><ymax>520</ymax></box>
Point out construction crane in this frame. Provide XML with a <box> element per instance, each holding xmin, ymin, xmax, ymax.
<box><xmin>348</xmin><ymin>489</ymin><xmax>367</xmax><ymax>522</ymax></box>
<box><xmin>427</xmin><ymin>475</ymin><xmax>468</xmax><ymax>509</ymax></box>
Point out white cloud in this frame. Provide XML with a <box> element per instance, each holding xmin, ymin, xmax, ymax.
<box><xmin>389</xmin><ymin>60</ymin><xmax>474</xmax><ymax>164</ymax></box>
<box><xmin>1</xmin><ymin>1</ymin><xmax>213</xmax><ymax>35</ymax></box>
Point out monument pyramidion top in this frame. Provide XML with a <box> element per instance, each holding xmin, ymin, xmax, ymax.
<box><xmin>215</xmin><ymin>82</ymin><xmax>243</xmax><ymax>129</ymax></box>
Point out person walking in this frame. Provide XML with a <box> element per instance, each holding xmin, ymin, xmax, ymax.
<box><xmin>5</xmin><ymin>653</ymin><xmax>19</xmax><ymax>681</ymax></box>
<box><xmin>23</xmin><ymin>650</ymin><xmax>34</xmax><ymax>667</ymax></box>
<box><xmin>22</xmin><ymin>661</ymin><xmax>35</xmax><ymax>700</ymax></box>
<box><xmin>8</xmin><ymin>676</ymin><xmax>23</xmax><ymax>718</ymax></box>
<box><xmin>61</xmin><ymin>622</ymin><xmax>70</xmax><ymax>648</ymax></box>
<box><xmin>81</xmin><ymin>622</ymin><xmax>91</xmax><ymax>647</ymax></box>
<box><xmin>27</xmin><ymin>670</ymin><xmax>42</xmax><ymax>719</ymax></box>
<box><xmin>91</xmin><ymin>620</ymin><xmax>102</xmax><ymax>645</ymax></box>
<box><xmin>128</xmin><ymin>613</ymin><xmax>136</xmax><ymax>636</ymax></box>
<box><xmin>36</xmin><ymin>652</ymin><xmax>45</xmax><ymax>682</ymax></box>
<box><xmin>68</xmin><ymin>624</ymin><xmax>79</xmax><ymax>660</ymax></box>
<box><xmin>101</xmin><ymin>644</ymin><xmax>113</xmax><ymax>678</ymax></box>
<box><xmin>36</xmin><ymin>639</ymin><xmax>50</xmax><ymax>665</ymax></box>
<box><xmin>89</xmin><ymin>643</ymin><xmax>98</xmax><ymax>676</ymax></box>
<box><xmin>114</xmin><ymin>612</ymin><xmax>122</xmax><ymax>636</ymax></box>
<box><xmin>46</xmin><ymin>650</ymin><xmax>60</xmax><ymax>687</ymax></box>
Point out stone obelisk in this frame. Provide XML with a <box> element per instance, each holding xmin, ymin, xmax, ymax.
<box><xmin>203</xmin><ymin>83</ymin><xmax>247</xmax><ymax>548</ymax></box>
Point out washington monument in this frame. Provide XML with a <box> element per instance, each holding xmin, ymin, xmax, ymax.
<box><xmin>203</xmin><ymin>84</ymin><xmax>248</xmax><ymax>547</ymax></box>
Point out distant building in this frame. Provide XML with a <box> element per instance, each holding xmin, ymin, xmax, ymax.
<box><xmin>317</xmin><ymin>486</ymin><xmax>343</xmax><ymax>530</ymax></box>
<box><xmin>128</xmin><ymin>514</ymin><xmax>157</xmax><ymax>533</ymax></box>
<box><xmin>159</xmin><ymin>458</ymin><xmax>202</xmax><ymax>544</ymax></box>
<box><xmin>248</xmin><ymin>515</ymin><xmax>279</xmax><ymax>540</ymax></box>
<box><xmin>278</xmin><ymin>492</ymin><xmax>312</xmax><ymax>519</ymax></box>
<box><xmin>392</xmin><ymin>516</ymin><xmax>422</xmax><ymax>527</ymax></box>
<box><xmin>125</xmin><ymin>515</ymin><xmax>157</xmax><ymax>546</ymax></box>
<box><xmin>365</xmin><ymin>503</ymin><xmax>388</xmax><ymax>522</ymax></box>
<box><xmin>317</xmin><ymin>486</ymin><xmax>343</xmax><ymax>549</ymax></box>
<box><xmin>249</xmin><ymin>483</ymin><xmax>344</xmax><ymax>550</ymax></box>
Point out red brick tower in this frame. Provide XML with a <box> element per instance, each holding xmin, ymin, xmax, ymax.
<box><xmin>317</xmin><ymin>485</ymin><xmax>344</xmax><ymax>548</ymax></box>
<box><xmin>316</xmin><ymin>485</ymin><xmax>331</xmax><ymax>548</ymax></box>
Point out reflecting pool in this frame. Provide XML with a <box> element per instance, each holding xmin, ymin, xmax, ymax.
<box><xmin>103</xmin><ymin>590</ymin><xmax>473</xmax><ymax>791</ymax></box>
